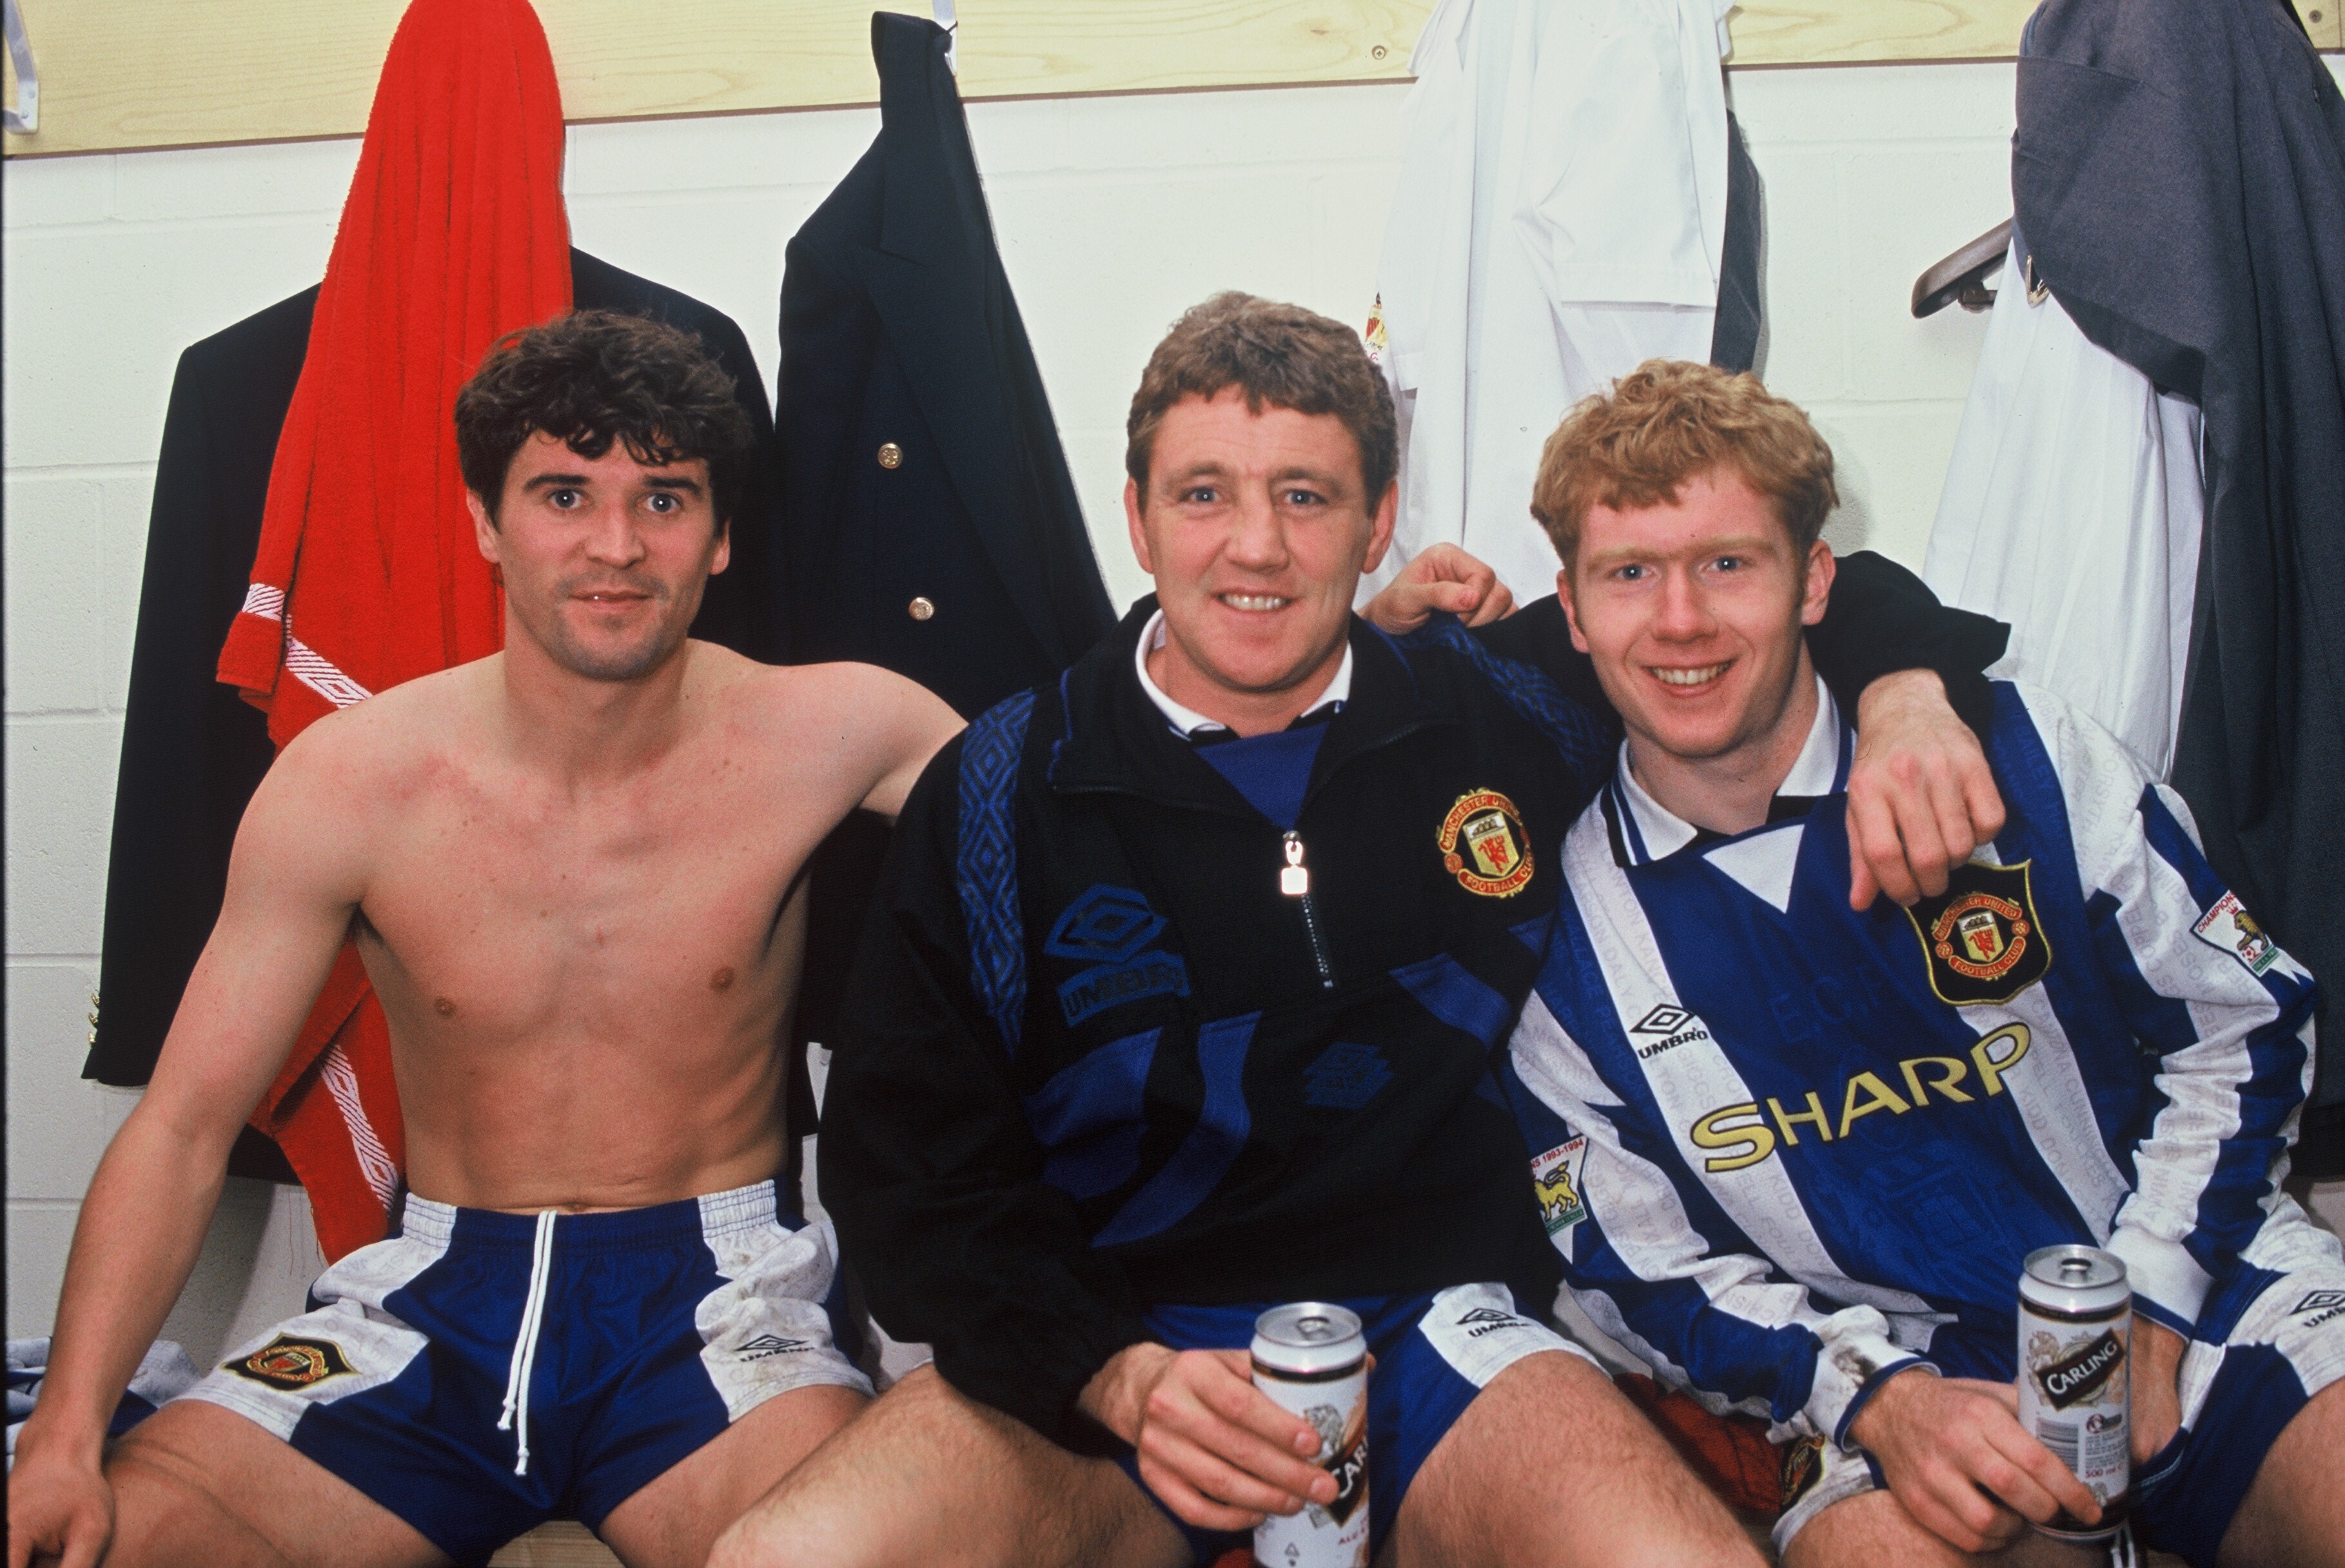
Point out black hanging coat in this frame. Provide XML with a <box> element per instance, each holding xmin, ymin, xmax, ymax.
<box><xmin>1709</xmin><ymin>111</ymin><xmax>1763</xmax><ymax>375</ymax></box>
<box><xmin>772</xmin><ymin>12</ymin><xmax>1121</xmax><ymax>1057</ymax></box>
<box><xmin>773</xmin><ymin>11</ymin><xmax>1117</xmax><ymax>721</ymax></box>
<box><xmin>2012</xmin><ymin>0</ymin><xmax>2345</xmax><ymax>1172</ymax></box>
<box><xmin>88</xmin><ymin>251</ymin><xmax>782</xmax><ymax>1181</ymax></box>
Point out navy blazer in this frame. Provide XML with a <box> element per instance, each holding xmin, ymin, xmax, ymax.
<box><xmin>774</xmin><ymin>12</ymin><xmax>1116</xmax><ymax>721</ymax></box>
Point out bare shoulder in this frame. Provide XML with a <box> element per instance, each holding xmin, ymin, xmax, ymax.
<box><xmin>274</xmin><ymin>661</ymin><xmax>484</xmax><ymax>785</ymax></box>
<box><xmin>252</xmin><ymin>663</ymin><xmax>495</xmax><ymax>858</ymax></box>
<box><xmin>697</xmin><ymin>651</ymin><xmax>965</xmax><ymax>818</ymax></box>
<box><xmin>711</xmin><ymin>654</ymin><xmax>954</xmax><ymax>738</ymax></box>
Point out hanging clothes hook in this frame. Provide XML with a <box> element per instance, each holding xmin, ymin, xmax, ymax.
<box><xmin>4</xmin><ymin>0</ymin><xmax>38</xmax><ymax>135</ymax></box>
<box><xmin>1911</xmin><ymin>219</ymin><xmax>2015</xmax><ymax>318</ymax></box>
<box><xmin>932</xmin><ymin>0</ymin><xmax>958</xmax><ymax>74</ymax></box>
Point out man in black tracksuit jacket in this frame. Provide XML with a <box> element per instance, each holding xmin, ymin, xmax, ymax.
<box><xmin>716</xmin><ymin>296</ymin><xmax>2006</xmax><ymax>1568</ymax></box>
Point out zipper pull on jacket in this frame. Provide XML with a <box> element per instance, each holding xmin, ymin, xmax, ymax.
<box><xmin>1282</xmin><ymin>832</ymin><xmax>1337</xmax><ymax>989</ymax></box>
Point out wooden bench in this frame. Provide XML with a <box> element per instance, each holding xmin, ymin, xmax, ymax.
<box><xmin>487</xmin><ymin>1523</ymin><xmax>620</xmax><ymax>1566</ymax></box>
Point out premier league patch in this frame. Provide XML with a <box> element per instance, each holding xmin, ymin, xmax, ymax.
<box><xmin>1905</xmin><ymin>860</ymin><xmax>2051</xmax><ymax>1006</ymax></box>
<box><xmin>227</xmin><ymin>1334</ymin><xmax>355</xmax><ymax>1392</ymax></box>
<box><xmin>1531</xmin><ymin>1137</ymin><xmax>1589</xmax><ymax>1237</ymax></box>
<box><xmin>1439</xmin><ymin>789</ymin><xmax>1534</xmax><ymax>898</ymax></box>
<box><xmin>2192</xmin><ymin>891</ymin><xmax>2280</xmax><ymax>978</ymax></box>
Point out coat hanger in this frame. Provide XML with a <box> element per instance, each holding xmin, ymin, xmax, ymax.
<box><xmin>1911</xmin><ymin>218</ymin><xmax>2058</xmax><ymax>318</ymax></box>
<box><xmin>4</xmin><ymin>0</ymin><xmax>37</xmax><ymax>134</ymax></box>
<box><xmin>933</xmin><ymin>0</ymin><xmax>958</xmax><ymax>74</ymax></box>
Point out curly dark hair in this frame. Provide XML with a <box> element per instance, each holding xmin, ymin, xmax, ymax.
<box><xmin>455</xmin><ymin>309</ymin><xmax>754</xmax><ymax>529</ymax></box>
<box><xmin>1126</xmin><ymin>292</ymin><xmax>1397</xmax><ymax>504</ymax></box>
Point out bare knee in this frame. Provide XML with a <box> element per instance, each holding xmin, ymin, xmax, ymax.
<box><xmin>714</xmin><ymin>1367</ymin><xmax>1178</xmax><ymax>1568</ymax></box>
<box><xmin>104</xmin><ymin>1436</ymin><xmax>284</xmax><ymax>1568</ymax></box>
<box><xmin>707</xmin><ymin>1368</ymin><xmax>991</xmax><ymax>1568</ymax></box>
<box><xmin>1783</xmin><ymin>1493</ymin><xmax>1934</xmax><ymax>1568</ymax></box>
<box><xmin>1397</xmin><ymin>1351</ymin><xmax>1762</xmax><ymax>1568</ymax></box>
<box><xmin>2221</xmin><ymin>1377</ymin><xmax>2345</xmax><ymax>1568</ymax></box>
<box><xmin>711</xmin><ymin>1504</ymin><xmax>864</xmax><ymax>1568</ymax></box>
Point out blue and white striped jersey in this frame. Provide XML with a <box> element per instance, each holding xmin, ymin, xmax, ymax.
<box><xmin>1505</xmin><ymin>678</ymin><xmax>2319</xmax><ymax>1445</ymax></box>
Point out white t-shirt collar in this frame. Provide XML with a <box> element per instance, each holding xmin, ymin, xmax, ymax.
<box><xmin>1133</xmin><ymin>608</ymin><xmax>1353</xmax><ymax>738</ymax></box>
<box><xmin>1614</xmin><ymin>672</ymin><xmax>1843</xmax><ymax>859</ymax></box>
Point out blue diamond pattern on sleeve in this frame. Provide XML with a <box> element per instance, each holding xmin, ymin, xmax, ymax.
<box><xmin>956</xmin><ymin>690</ymin><xmax>1039</xmax><ymax>1054</ymax></box>
<box><xmin>1408</xmin><ymin>616</ymin><xmax>1613</xmax><ymax>801</ymax></box>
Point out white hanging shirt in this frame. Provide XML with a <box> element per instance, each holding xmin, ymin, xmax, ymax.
<box><xmin>1923</xmin><ymin>240</ymin><xmax>2204</xmax><ymax>779</ymax></box>
<box><xmin>1365</xmin><ymin>0</ymin><xmax>1733</xmax><ymax>607</ymax></box>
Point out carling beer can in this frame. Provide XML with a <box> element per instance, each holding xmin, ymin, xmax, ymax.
<box><xmin>2017</xmin><ymin>1245</ymin><xmax>2132</xmax><ymax>1540</ymax></box>
<box><xmin>1251</xmin><ymin>1303</ymin><xmax>1369</xmax><ymax>1568</ymax></box>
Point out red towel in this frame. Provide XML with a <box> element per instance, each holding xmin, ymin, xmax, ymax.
<box><xmin>1614</xmin><ymin>1371</ymin><xmax>1784</xmax><ymax>1518</ymax></box>
<box><xmin>217</xmin><ymin>0</ymin><xmax>571</xmax><ymax>1260</ymax></box>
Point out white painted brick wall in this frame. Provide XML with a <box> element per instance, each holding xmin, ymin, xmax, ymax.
<box><xmin>8</xmin><ymin>60</ymin><xmax>2342</xmax><ymax>1351</ymax></box>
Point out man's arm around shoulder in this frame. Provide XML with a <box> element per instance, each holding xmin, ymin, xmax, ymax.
<box><xmin>8</xmin><ymin>714</ymin><xmax>375</xmax><ymax>1568</ymax></box>
<box><xmin>769</xmin><ymin>661</ymin><xmax>965</xmax><ymax>821</ymax></box>
<box><xmin>1362</xmin><ymin>547</ymin><xmax>2011</xmax><ymax>908</ymax></box>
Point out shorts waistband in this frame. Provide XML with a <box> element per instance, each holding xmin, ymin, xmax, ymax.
<box><xmin>400</xmin><ymin>1178</ymin><xmax>796</xmax><ymax>1252</ymax></box>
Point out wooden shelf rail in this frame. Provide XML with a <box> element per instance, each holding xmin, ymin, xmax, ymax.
<box><xmin>5</xmin><ymin>1</ymin><xmax>2338</xmax><ymax>159</ymax></box>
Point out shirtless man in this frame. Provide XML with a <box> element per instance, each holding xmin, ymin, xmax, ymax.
<box><xmin>6</xmin><ymin>311</ymin><xmax>964</xmax><ymax>1568</ymax></box>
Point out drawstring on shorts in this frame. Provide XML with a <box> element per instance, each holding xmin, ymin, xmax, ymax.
<box><xmin>496</xmin><ymin>1210</ymin><xmax>557</xmax><ymax>1475</ymax></box>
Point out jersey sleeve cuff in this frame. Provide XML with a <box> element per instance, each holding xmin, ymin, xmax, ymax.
<box><xmin>1830</xmin><ymin>1357</ymin><xmax>1934</xmax><ymax>1449</ymax></box>
<box><xmin>1803</xmin><ymin>1326</ymin><xmax>1932</xmax><ymax>1449</ymax></box>
<box><xmin>2103</xmin><ymin>1226</ymin><xmax>2212</xmax><ymax>1331</ymax></box>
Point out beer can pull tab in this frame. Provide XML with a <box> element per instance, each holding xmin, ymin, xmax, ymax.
<box><xmin>1281</xmin><ymin>833</ymin><xmax>1310</xmax><ymax>897</ymax></box>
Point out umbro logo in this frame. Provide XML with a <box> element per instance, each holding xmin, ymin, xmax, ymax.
<box><xmin>1629</xmin><ymin>1003</ymin><xmax>1711</xmax><ymax>1061</ymax></box>
<box><xmin>738</xmin><ymin>1333</ymin><xmax>814</xmax><ymax>1360</ymax></box>
<box><xmin>2295</xmin><ymin>1290</ymin><xmax>2345</xmax><ymax>1327</ymax></box>
<box><xmin>1457</xmin><ymin>1306</ymin><xmax>1529</xmax><ymax>1338</ymax></box>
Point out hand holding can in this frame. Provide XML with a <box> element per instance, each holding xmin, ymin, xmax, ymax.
<box><xmin>1251</xmin><ymin>1304</ymin><xmax>1370</xmax><ymax>1568</ymax></box>
<box><xmin>2017</xmin><ymin>1245</ymin><xmax>2133</xmax><ymax>1542</ymax></box>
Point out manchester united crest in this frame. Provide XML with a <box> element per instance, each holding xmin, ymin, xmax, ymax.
<box><xmin>1905</xmin><ymin>860</ymin><xmax>2052</xmax><ymax>1006</ymax></box>
<box><xmin>1439</xmin><ymin>789</ymin><xmax>1534</xmax><ymax>897</ymax></box>
<box><xmin>1781</xmin><ymin>1433</ymin><xmax>1826</xmax><ymax>1509</ymax></box>
<box><xmin>226</xmin><ymin>1333</ymin><xmax>355</xmax><ymax>1392</ymax></box>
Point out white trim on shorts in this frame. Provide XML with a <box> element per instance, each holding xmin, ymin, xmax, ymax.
<box><xmin>1418</xmin><ymin>1282</ymin><xmax>1602</xmax><ymax>1386</ymax></box>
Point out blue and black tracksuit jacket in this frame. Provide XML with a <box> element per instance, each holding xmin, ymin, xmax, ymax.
<box><xmin>821</xmin><ymin>566</ymin><xmax>2006</xmax><ymax>1448</ymax></box>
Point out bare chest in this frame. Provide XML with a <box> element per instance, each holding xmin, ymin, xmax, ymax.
<box><xmin>354</xmin><ymin>761</ymin><xmax>830</xmax><ymax>1041</ymax></box>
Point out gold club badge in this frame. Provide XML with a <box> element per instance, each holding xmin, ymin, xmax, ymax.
<box><xmin>1440</xmin><ymin>789</ymin><xmax>1534</xmax><ymax>897</ymax></box>
<box><xmin>1905</xmin><ymin>859</ymin><xmax>2052</xmax><ymax>1006</ymax></box>
<box><xmin>227</xmin><ymin>1333</ymin><xmax>356</xmax><ymax>1392</ymax></box>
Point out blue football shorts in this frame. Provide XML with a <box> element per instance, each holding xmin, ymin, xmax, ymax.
<box><xmin>1112</xmin><ymin>1281</ymin><xmax>1596</xmax><ymax>1564</ymax></box>
<box><xmin>181</xmin><ymin>1179</ymin><xmax>872</xmax><ymax>1564</ymax></box>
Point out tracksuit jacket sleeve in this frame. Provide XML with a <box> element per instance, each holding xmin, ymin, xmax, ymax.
<box><xmin>818</xmin><ymin>743</ymin><xmax>1151</xmax><ymax>1446</ymax></box>
<box><xmin>1509</xmin><ymin>1001</ymin><xmax>1926</xmax><ymax>1444</ymax></box>
<box><xmin>2011</xmin><ymin>687</ymin><xmax>2319</xmax><ymax>1333</ymax></box>
<box><xmin>1481</xmin><ymin>550</ymin><xmax>2010</xmax><ymax>738</ymax></box>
